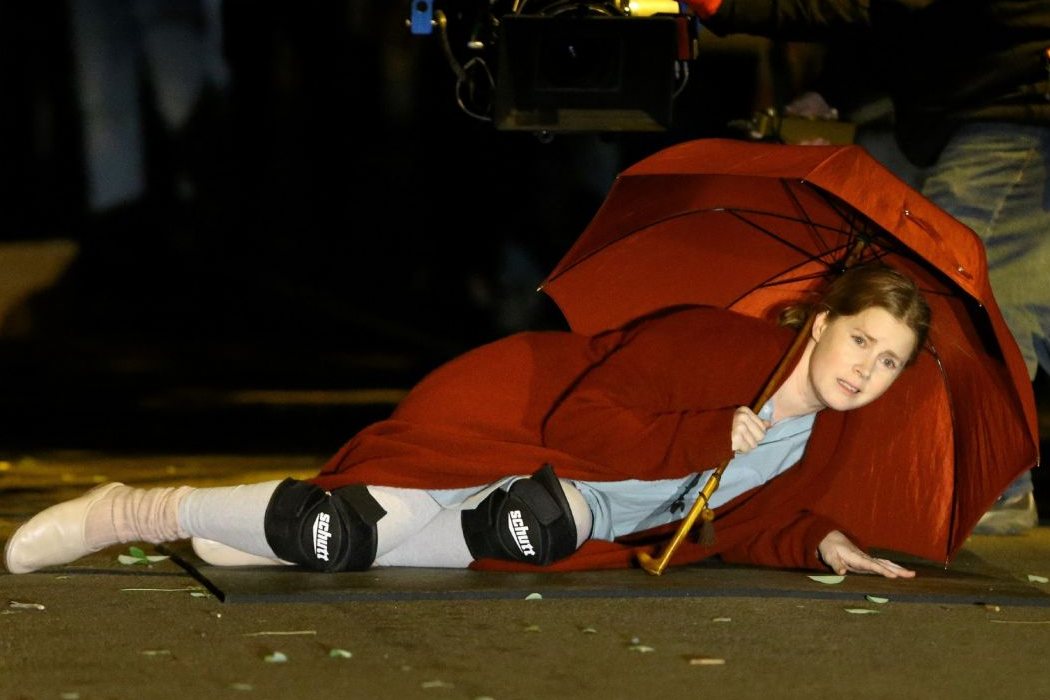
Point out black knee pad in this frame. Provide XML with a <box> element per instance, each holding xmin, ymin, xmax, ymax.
<box><xmin>263</xmin><ymin>479</ymin><xmax>387</xmax><ymax>572</ymax></box>
<box><xmin>461</xmin><ymin>464</ymin><xmax>578</xmax><ymax>566</ymax></box>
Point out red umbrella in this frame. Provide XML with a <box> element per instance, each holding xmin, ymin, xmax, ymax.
<box><xmin>540</xmin><ymin>138</ymin><xmax>1039</xmax><ymax>566</ymax></box>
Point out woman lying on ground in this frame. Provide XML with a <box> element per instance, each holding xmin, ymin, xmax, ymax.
<box><xmin>5</xmin><ymin>264</ymin><xmax>930</xmax><ymax>579</ymax></box>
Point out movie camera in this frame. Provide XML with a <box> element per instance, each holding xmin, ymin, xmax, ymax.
<box><xmin>408</xmin><ymin>1</ymin><xmax>701</xmax><ymax>133</ymax></box>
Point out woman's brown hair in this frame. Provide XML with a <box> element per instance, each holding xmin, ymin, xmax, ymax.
<box><xmin>778</xmin><ymin>264</ymin><xmax>931</xmax><ymax>364</ymax></box>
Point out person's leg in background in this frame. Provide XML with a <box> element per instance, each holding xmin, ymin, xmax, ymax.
<box><xmin>920</xmin><ymin>121</ymin><xmax>1050</xmax><ymax>533</ymax></box>
<box><xmin>20</xmin><ymin>0</ymin><xmax>233</xmax><ymax>339</ymax></box>
<box><xmin>69</xmin><ymin>0</ymin><xmax>145</xmax><ymax>214</ymax></box>
<box><xmin>133</xmin><ymin>0</ymin><xmax>228</xmax><ymax>205</ymax></box>
<box><xmin>71</xmin><ymin>0</ymin><xmax>227</xmax><ymax>213</ymax></box>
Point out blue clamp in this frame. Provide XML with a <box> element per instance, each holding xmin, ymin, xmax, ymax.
<box><xmin>409</xmin><ymin>1</ymin><xmax>434</xmax><ymax>35</ymax></box>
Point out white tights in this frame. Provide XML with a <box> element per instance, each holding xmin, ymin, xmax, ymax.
<box><xmin>92</xmin><ymin>478</ymin><xmax>594</xmax><ymax>568</ymax></box>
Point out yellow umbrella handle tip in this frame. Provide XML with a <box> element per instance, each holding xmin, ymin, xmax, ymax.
<box><xmin>636</xmin><ymin>551</ymin><xmax>666</xmax><ymax>576</ymax></box>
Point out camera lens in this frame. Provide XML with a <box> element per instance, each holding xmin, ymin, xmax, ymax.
<box><xmin>535</xmin><ymin>22</ymin><xmax>621</xmax><ymax>91</ymax></box>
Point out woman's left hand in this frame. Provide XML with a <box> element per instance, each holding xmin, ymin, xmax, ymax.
<box><xmin>817</xmin><ymin>530</ymin><xmax>916</xmax><ymax>579</ymax></box>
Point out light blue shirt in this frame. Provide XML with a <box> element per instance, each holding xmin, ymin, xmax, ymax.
<box><xmin>575</xmin><ymin>399</ymin><xmax>816</xmax><ymax>540</ymax></box>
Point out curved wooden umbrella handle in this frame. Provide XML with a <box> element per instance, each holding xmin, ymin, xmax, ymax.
<box><xmin>637</xmin><ymin>471</ymin><xmax>722</xmax><ymax>575</ymax></box>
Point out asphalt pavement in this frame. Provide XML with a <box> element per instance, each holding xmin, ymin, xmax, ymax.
<box><xmin>2</xmin><ymin>451</ymin><xmax>1049</xmax><ymax>700</ymax></box>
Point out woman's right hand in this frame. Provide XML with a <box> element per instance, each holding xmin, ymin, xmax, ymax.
<box><xmin>817</xmin><ymin>530</ymin><xmax>916</xmax><ymax>579</ymax></box>
<box><xmin>731</xmin><ymin>406</ymin><xmax>770</xmax><ymax>454</ymax></box>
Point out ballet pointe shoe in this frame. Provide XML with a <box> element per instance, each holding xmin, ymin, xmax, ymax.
<box><xmin>191</xmin><ymin>537</ymin><xmax>292</xmax><ymax>567</ymax></box>
<box><xmin>4</xmin><ymin>482</ymin><xmax>126</xmax><ymax>574</ymax></box>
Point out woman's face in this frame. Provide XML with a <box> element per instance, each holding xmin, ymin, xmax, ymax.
<box><xmin>807</xmin><ymin>306</ymin><xmax>918</xmax><ymax>412</ymax></box>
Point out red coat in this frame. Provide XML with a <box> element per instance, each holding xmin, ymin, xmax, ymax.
<box><xmin>310</xmin><ymin>306</ymin><xmax>851</xmax><ymax>572</ymax></box>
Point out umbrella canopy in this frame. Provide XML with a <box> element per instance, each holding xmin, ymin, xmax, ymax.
<box><xmin>541</xmin><ymin>138</ymin><xmax>1039</xmax><ymax>564</ymax></box>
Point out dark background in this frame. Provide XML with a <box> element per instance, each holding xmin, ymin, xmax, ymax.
<box><xmin>0</xmin><ymin>1</ymin><xmax>776</xmax><ymax>453</ymax></box>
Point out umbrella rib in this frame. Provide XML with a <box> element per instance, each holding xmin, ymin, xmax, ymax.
<box><xmin>779</xmin><ymin>180</ymin><xmax>920</xmax><ymax>271</ymax></box>
<box><xmin>718</xmin><ymin>207</ymin><xmax>851</xmax><ymax>306</ymax></box>
<box><xmin>721</xmin><ymin>179</ymin><xmax>878</xmax><ymax>268</ymax></box>
<box><xmin>723</xmin><ymin>208</ymin><xmax>849</xmax><ymax>267</ymax></box>
<box><xmin>925</xmin><ymin>344</ymin><xmax>960</xmax><ymax>565</ymax></box>
<box><xmin>783</xmin><ymin>179</ymin><xmax>844</xmax><ymax>255</ymax></box>
<box><xmin>547</xmin><ymin>200</ymin><xmax>857</xmax><ymax>283</ymax></box>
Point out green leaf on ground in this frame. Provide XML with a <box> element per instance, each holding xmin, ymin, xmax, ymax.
<box><xmin>1027</xmin><ymin>574</ymin><xmax>1048</xmax><ymax>583</ymax></box>
<box><xmin>263</xmin><ymin>651</ymin><xmax>288</xmax><ymax>663</ymax></box>
<box><xmin>844</xmin><ymin>608</ymin><xmax>880</xmax><ymax>614</ymax></box>
<box><xmin>329</xmin><ymin>649</ymin><xmax>353</xmax><ymax>658</ymax></box>
<box><xmin>865</xmin><ymin>595</ymin><xmax>889</xmax><ymax>604</ymax></box>
<box><xmin>118</xmin><ymin>546</ymin><xmax>168</xmax><ymax>566</ymax></box>
<box><xmin>808</xmin><ymin>574</ymin><xmax>845</xmax><ymax>585</ymax></box>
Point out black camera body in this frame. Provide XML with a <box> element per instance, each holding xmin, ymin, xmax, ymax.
<box><xmin>493</xmin><ymin>15</ymin><xmax>680</xmax><ymax>132</ymax></box>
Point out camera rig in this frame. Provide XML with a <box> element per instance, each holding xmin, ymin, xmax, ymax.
<box><xmin>408</xmin><ymin>1</ymin><xmax>701</xmax><ymax>133</ymax></box>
